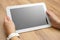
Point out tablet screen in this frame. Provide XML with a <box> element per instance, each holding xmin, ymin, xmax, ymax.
<box><xmin>10</xmin><ymin>5</ymin><xmax>48</xmax><ymax>30</ymax></box>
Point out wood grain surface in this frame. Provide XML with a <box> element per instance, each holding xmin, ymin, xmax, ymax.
<box><xmin>0</xmin><ymin>0</ymin><xmax>60</xmax><ymax>40</ymax></box>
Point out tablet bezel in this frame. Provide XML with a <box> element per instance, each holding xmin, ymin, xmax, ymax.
<box><xmin>6</xmin><ymin>2</ymin><xmax>51</xmax><ymax>33</ymax></box>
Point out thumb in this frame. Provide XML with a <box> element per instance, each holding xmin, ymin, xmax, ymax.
<box><xmin>4</xmin><ymin>16</ymin><xmax>11</xmax><ymax>23</ymax></box>
<box><xmin>46</xmin><ymin>10</ymin><xmax>60</xmax><ymax>23</ymax></box>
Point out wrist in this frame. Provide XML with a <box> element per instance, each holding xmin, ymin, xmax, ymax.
<box><xmin>7</xmin><ymin>30</ymin><xmax>16</xmax><ymax>35</ymax></box>
<box><xmin>7</xmin><ymin>32</ymin><xmax>20</xmax><ymax>40</ymax></box>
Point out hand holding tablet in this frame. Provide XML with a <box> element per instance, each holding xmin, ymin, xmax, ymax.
<box><xmin>6</xmin><ymin>2</ymin><xmax>51</xmax><ymax>33</ymax></box>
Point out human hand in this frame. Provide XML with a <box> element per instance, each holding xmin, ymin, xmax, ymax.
<box><xmin>4</xmin><ymin>16</ymin><xmax>16</xmax><ymax>35</ymax></box>
<box><xmin>46</xmin><ymin>10</ymin><xmax>60</xmax><ymax>29</ymax></box>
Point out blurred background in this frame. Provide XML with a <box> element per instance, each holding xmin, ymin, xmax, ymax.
<box><xmin>0</xmin><ymin>0</ymin><xmax>60</xmax><ymax>40</ymax></box>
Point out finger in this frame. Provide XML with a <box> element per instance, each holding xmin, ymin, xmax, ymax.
<box><xmin>46</xmin><ymin>10</ymin><xmax>60</xmax><ymax>23</ymax></box>
<box><xmin>46</xmin><ymin>10</ymin><xmax>56</xmax><ymax>18</ymax></box>
<box><xmin>4</xmin><ymin>16</ymin><xmax>11</xmax><ymax>23</ymax></box>
<box><xmin>6</xmin><ymin>16</ymin><xmax>11</xmax><ymax>21</ymax></box>
<box><xmin>5</xmin><ymin>16</ymin><xmax>8</xmax><ymax>23</ymax></box>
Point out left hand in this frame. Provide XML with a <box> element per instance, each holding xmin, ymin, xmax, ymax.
<box><xmin>4</xmin><ymin>16</ymin><xmax>16</xmax><ymax>35</ymax></box>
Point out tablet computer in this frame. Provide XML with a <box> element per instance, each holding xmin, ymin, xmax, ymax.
<box><xmin>6</xmin><ymin>3</ymin><xmax>51</xmax><ymax>33</ymax></box>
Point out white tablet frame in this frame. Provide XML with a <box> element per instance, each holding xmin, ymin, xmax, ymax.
<box><xmin>6</xmin><ymin>2</ymin><xmax>51</xmax><ymax>33</ymax></box>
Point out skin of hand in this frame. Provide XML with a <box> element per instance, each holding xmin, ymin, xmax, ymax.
<box><xmin>4</xmin><ymin>16</ymin><xmax>16</xmax><ymax>35</ymax></box>
<box><xmin>46</xmin><ymin>10</ymin><xmax>60</xmax><ymax>29</ymax></box>
<box><xmin>4</xmin><ymin>16</ymin><xmax>20</xmax><ymax>40</ymax></box>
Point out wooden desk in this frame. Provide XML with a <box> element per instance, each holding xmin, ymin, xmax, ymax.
<box><xmin>0</xmin><ymin>0</ymin><xmax>60</xmax><ymax>40</ymax></box>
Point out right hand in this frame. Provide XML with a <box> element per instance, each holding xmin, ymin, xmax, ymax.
<box><xmin>46</xmin><ymin>10</ymin><xmax>60</xmax><ymax>29</ymax></box>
